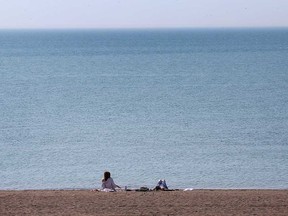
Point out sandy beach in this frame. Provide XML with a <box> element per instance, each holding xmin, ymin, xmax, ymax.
<box><xmin>0</xmin><ymin>189</ymin><xmax>287</xmax><ymax>215</ymax></box>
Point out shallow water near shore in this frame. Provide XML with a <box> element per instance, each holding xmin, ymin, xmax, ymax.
<box><xmin>1</xmin><ymin>28</ymin><xmax>288</xmax><ymax>190</ymax></box>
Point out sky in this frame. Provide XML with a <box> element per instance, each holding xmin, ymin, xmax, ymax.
<box><xmin>0</xmin><ymin>0</ymin><xmax>287</xmax><ymax>29</ymax></box>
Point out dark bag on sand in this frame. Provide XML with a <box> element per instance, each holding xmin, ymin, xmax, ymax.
<box><xmin>136</xmin><ymin>187</ymin><xmax>150</xmax><ymax>191</ymax></box>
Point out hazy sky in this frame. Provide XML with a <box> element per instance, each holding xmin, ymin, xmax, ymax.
<box><xmin>0</xmin><ymin>0</ymin><xmax>287</xmax><ymax>29</ymax></box>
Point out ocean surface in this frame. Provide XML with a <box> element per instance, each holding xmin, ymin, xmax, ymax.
<box><xmin>1</xmin><ymin>28</ymin><xmax>288</xmax><ymax>190</ymax></box>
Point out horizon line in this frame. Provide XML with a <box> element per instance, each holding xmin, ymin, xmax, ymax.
<box><xmin>0</xmin><ymin>26</ymin><xmax>288</xmax><ymax>31</ymax></box>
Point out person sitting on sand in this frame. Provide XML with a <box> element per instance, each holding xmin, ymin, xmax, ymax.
<box><xmin>154</xmin><ymin>179</ymin><xmax>168</xmax><ymax>190</ymax></box>
<box><xmin>101</xmin><ymin>171</ymin><xmax>121</xmax><ymax>191</ymax></box>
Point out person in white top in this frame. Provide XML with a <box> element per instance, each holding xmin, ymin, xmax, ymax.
<box><xmin>101</xmin><ymin>171</ymin><xmax>121</xmax><ymax>191</ymax></box>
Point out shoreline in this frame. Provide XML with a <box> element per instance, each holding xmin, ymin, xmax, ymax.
<box><xmin>1</xmin><ymin>188</ymin><xmax>288</xmax><ymax>191</ymax></box>
<box><xmin>1</xmin><ymin>185</ymin><xmax>287</xmax><ymax>191</ymax></box>
<box><xmin>1</xmin><ymin>189</ymin><xmax>287</xmax><ymax>215</ymax></box>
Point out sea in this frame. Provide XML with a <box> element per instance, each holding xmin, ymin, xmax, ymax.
<box><xmin>1</xmin><ymin>28</ymin><xmax>288</xmax><ymax>190</ymax></box>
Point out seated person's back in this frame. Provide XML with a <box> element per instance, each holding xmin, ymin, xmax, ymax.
<box><xmin>101</xmin><ymin>171</ymin><xmax>120</xmax><ymax>191</ymax></box>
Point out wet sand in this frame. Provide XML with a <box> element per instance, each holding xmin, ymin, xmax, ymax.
<box><xmin>1</xmin><ymin>189</ymin><xmax>287</xmax><ymax>215</ymax></box>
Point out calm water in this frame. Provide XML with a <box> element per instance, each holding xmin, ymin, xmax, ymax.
<box><xmin>1</xmin><ymin>29</ymin><xmax>288</xmax><ymax>190</ymax></box>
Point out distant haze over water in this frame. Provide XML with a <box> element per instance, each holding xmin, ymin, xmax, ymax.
<box><xmin>1</xmin><ymin>28</ymin><xmax>288</xmax><ymax>189</ymax></box>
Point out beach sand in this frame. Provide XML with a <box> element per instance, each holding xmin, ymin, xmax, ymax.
<box><xmin>1</xmin><ymin>189</ymin><xmax>287</xmax><ymax>215</ymax></box>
